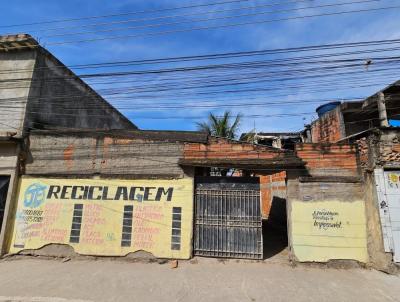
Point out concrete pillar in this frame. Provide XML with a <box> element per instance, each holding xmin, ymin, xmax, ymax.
<box><xmin>378</xmin><ymin>92</ymin><xmax>389</xmax><ymax>127</ymax></box>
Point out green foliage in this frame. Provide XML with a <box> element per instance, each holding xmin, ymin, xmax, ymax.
<box><xmin>196</xmin><ymin>111</ymin><xmax>242</xmax><ymax>139</ymax></box>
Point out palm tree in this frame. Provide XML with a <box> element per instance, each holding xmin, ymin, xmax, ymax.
<box><xmin>196</xmin><ymin>111</ymin><xmax>242</xmax><ymax>139</ymax></box>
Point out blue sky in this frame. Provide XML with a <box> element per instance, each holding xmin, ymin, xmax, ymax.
<box><xmin>1</xmin><ymin>0</ymin><xmax>400</xmax><ymax>133</ymax></box>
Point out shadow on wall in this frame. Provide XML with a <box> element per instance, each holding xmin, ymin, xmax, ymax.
<box><xmin>263</xmin><ymin>196</ymin><xmax>288</xmax><ymax>259</ymax></box>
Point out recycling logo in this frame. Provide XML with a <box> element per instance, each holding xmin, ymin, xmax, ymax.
<box><xmin>24</xmin><ymin>183</ymin><xmax>47</xmax><ymax>208</ymax></box>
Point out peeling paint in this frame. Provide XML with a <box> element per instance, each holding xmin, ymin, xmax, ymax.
<box><xmin>63</xmin><ymin>144</ymin><xmax>75</xmax><ymax>171</ymax></box>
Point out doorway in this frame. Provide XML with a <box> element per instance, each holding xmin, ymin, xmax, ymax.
<box><xmin>194</xmin><ymin>176</ymin><xmax>263</xmax><ymax>259</ymax></box>
<box><xmin>375</xmin><ymin>169</ymin><xmax>400</xmax><ymax>263</ymax></box>
<box><xmin>260</xmin><ymin>172</ymin><xmax>288</xmax><ymax>260</ymax></box>
<box><xmin>0</xmin><ymin>176</ymin><xmax>10</xmax><ymax>234</ymax></box>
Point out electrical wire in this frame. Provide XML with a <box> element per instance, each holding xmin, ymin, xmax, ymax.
<box><xmin>25</xmin><ymin>0</ymin><xmax>331</xmax><ymax>34</ymax></box>
<box><xmin>41</xmin><ymin>0</ymin><xmax>382</xmax><ymax>39</ymax></box>
<box><xmin>0</xmin><ymin>0</ymin><xmax>252</xmax><ymax>29</ymax></box>
<box><xmin>44</xmin><ymin>5</ymin><xmax>400</xmax><ymax>46</ymax></box>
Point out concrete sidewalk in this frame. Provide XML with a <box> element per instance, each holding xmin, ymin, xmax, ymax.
<box><xmin>0</xmin><ymin>257</ymin><xmax>399</xmax><ymax>302</ymax></box>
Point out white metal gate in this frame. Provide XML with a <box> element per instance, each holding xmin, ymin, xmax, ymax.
<box><xmin>374</xmin><ymin>169</ymin><xmax>400</xmax><ymax>262</ymax></box>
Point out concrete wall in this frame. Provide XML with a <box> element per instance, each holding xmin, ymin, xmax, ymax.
<box><xmin>363</xmin><ymin>171</ymin><xmax>393</xmax><ymax>270</ymax></box>
<box><xmin>24</xmin><ymin>133</ymin><xmax>186</xmax><ymax>178</ymax></box>
<box><xmin>4</xmin><ymin>132</ymin><xmax>195</xmax><ymax>258</ymax></box>
<box><xmin>287</xmin><ymin>178</ymin><xmax>368</xmax><ymax>263</ymax></box>
<box><xmin>0</xmin><ymin>50</ymin><xmax>36</xmax><ymax>136</ymax></box>
<box><xmin>353</xmin><ymin>129</ymin><xmax>400</xmax><ymax>269</ymax></box>
<box><xmin>7</xmin><ymin>177</ymin><xmax>194</xmax><ymax>259</ymax></box>
<box><xmin>0</xmin><ymin>141</ymin><xmax>20</xmax><ymax>254</ymax></box>
<box><xmin>286</xmin><ymin>142</ymin><xmax>369</xmax><ymax>263</ymax></box>
<box><xmin>24</xmin><ymin>48</ymin><xmax>136</xmax><ymax>132</ymax></box>
<box><xmin>0</xmin><ymin>47</ymin><xmax>136</xmax><ymax>138</ymax></box>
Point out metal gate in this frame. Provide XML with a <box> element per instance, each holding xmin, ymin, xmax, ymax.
<box><xmin>375</xmin><ymin>169</ymin><xmax>400</xmax><ymax>262</ymax></box>
<box><xmin>194</xmin><ymin>177</ymin><xmax>262</xmax><ymax>259</ymax></box>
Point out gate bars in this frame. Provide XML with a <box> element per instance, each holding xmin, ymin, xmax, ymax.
<box><xmin>194</xmin><ymin>178</ymin><xmax>262</xmax><ymax>259</ymax></box>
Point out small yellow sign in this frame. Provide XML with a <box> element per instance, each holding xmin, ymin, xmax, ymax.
<box><xmin>291</xmin><ymin>200</ymin><xmax>368</xmax><ymax>263</ymax></box>
<box><xmin>8</xmin><ymin>177</ymin><xmax>194</xmax><ymax>259</ymax></box>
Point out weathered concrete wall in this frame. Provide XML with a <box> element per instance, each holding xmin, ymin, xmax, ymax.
<box><xmin>0</xmin><ymin>141</ymin><xmax>18</xmax><ymax>174</ymax></box>
<box><xmin>310</xmin><ymin>107</ymin><xmax>346</xmax><ymax>143</ymax></box>
<box><xmin>7</xmin><ymin>177</ymin><xmax>194</xmax><ymax>259</ymax></box>
<box><xmin>287</xmin><ymin>179</ymin><xmax>368</xmax><ymax>263</ymax></box>
<box><xmin>0</xmin><ymin>141</ymin><xmax>20</xmax><ymax>254</ymax></box>
<box><xmin>24</xmin><ymin>133</ymin><xmax>186</xmax><ymax>178</ymax></box>
<box><xmin>352</xmin><ymin>129</ymin><xmax>400</xmax><ymax>269</ymax></box>
<box><xmin>0</xmin><ymin>50</ymin><xmax>36</xmax><ymax>136</ymax></box>
<box><xmin>0</xmin><ymin>47</ymin><xmax>136</xmax><ymax>138</ymax></box>
<box><xmin>363</xmin><ymin>171</ymin><xmax>393</xmax><ymax>270</ymax></box>
<box><xmin>285</xmin><ymin>142</ymin><xmax>369</xmax><ymax>263</ymax></box>
<box><xmin>25</xmin><ymin>48</ymin><xmax>136</xmax><ymax>131</ymax></box>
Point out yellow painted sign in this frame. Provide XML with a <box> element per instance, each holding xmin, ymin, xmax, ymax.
<box><xmin>8</xmin><ymin>177</ymin><xmax>194</xmax><ymax>259</ymax></box>
<box><xmin>291</xmin><ymin>200</ymin><xmax>368</xmax><ymax>263</ymax></box>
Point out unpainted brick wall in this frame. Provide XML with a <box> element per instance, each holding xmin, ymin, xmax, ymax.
<box><xmin>260</xmin><ymin>171</ymin><xmax>286</xmax><ymax>218</ymax></box>
<box><xmin>356</xmin><ymin>137</ymin><xmax>370</xmax><ymax>169</ymax></box>
<box><xmin>296</xmin><ymin>143</ymin><xmax>359</xmax><ymax>177</ymax></box>
<box><xmin>380</xmin><ymin>142</ymin><xmax>400</xmax><ymax>163</ymax></box>
<box><xmin>184</xmin><ymin>137</ymin><xmax>285</xmax><ymax>159</ymax></box>
<box><xmin>311</xmin><ymin>108</ymin><xmax>345</xmax><ymax>143</ymax></box>
<box><xmin>357</xmin><ymin>130</ymin><xmax>400</xmax><ymax>168</ymax></box>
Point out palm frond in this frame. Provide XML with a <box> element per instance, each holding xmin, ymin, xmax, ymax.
<box><xmin>196</xmin><ymin>110</ymin><xmax>242</xmax><ymax>139</ymax></box>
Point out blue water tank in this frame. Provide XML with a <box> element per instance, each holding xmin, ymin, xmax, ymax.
<box><xmin>316</xmin><ymin>101</ymin><xmax>341</xmax><ymax>118</ymax></box>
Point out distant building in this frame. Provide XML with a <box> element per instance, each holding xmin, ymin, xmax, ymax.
<box><xmin>0</xmin><ymin>34</ymin><xmax>136</xmax><ymax>253</ymax></box>
<box><xmin>241</xmin><ymin>132</ymin><xmax>305</xmax><ymax>150</ymax></box>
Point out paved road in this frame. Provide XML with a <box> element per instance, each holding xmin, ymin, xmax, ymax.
<box><xmin>0</xmin><ymin>257</ymin><xmax>399</xmax><ymax>302</ymax></box>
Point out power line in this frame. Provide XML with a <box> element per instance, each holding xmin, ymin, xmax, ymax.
<box><xmin>1</xmin><ymin>57</ymin><xmax>397</xmax><ymax>97</ymax></box>
<box><xmin>41</xmin><ymin>0</ymin><xmax>382</xmax><ymax>39</ymax></box>
<box><xmin>0</xmin><ymin>0</ymin><xmax>252</xmax><ymax>29</ymax></box>
<box><xmin>2</xmin><ymin>37</ymin><xmax>400</xmax><ymax>75</ymax></box>
<box><xmin>23</xmin><ymin>0</ymin><xmax>323</xmax><ymax>34</ymax></box>
<box><xmin>44</xmin><ymin>5</ymin><xmax>400</xmax><ymax>46</ymax></box>
<box><xmin>0</xmin><ymin>107</ymin><xmax>315</xmax><ymax>119</ymax></box>
<box><xmin>0</xmin><ymin>67</ymin><xmax>396</xmax><ymax>102</ymax></box>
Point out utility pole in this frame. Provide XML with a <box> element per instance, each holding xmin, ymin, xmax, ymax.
<box><xmin>377</xmin><ymin>92</ymin><xmax>389</xmax><ymax>127</ymax></box>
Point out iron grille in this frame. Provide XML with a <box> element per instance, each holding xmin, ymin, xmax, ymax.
<box><xmin>194</xmin><ymin>184</ymin><xmax>262</xmax><ymax>259</ymax></box>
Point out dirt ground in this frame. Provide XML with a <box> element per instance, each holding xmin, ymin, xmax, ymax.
<box><xmin>0</xmin><ymin>257</ymin><xmax>399</xmax><ymax>302</ymax></box>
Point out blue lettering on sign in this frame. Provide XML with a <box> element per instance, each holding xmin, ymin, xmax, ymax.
<box><xmin>24</xmin><ymin>183</ymin><xmax>48</xmax><ymax>208</ymax></box>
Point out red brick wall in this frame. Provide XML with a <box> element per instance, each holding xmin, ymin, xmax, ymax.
<box><xmin>260</xmin><ymin>171</ymin><xmax>286</xmax><ymax>218</ymax></box>
<box><xmin>296</xmin><ymin>143</ymin><xmax>359</xmax><ymax>176</ymax></box>
<box><xmin>184</xmin><ymin>137</ymin><xmax>285</xmax><ymax>160</ymax></box>
<box><xmin>311</xmin><ymin>108</ymin><xmax>344</xmax><ymax>143</ymax></box>
<box><xmin>185</xmin><ymin>139</ymin><xmax>359</xmax><ymax>177</ymax></box>
<box><xmin>380</xmin><ymin>143</ymin><xmax>400</xmax><ymax>162</ymax></box>
<box><xmin>355</xmin><ymin>138</ymin><xmax>369</xmax><ymax>169</ymax></box>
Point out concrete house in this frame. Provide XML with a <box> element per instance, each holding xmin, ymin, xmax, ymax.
<box><xmin>0</xmin><ymin>34</ymin><xmax>387</xmax><ymax>269</ymax></box>
<box><xmin>0</xmin><ymin>34</ymin><xmax>137</xmax><ymax>253</ymax></box>
<box><xmin>305</xmin><ymin>83</ymin><xmax>400</xmax><ymax>269</ymax></box>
